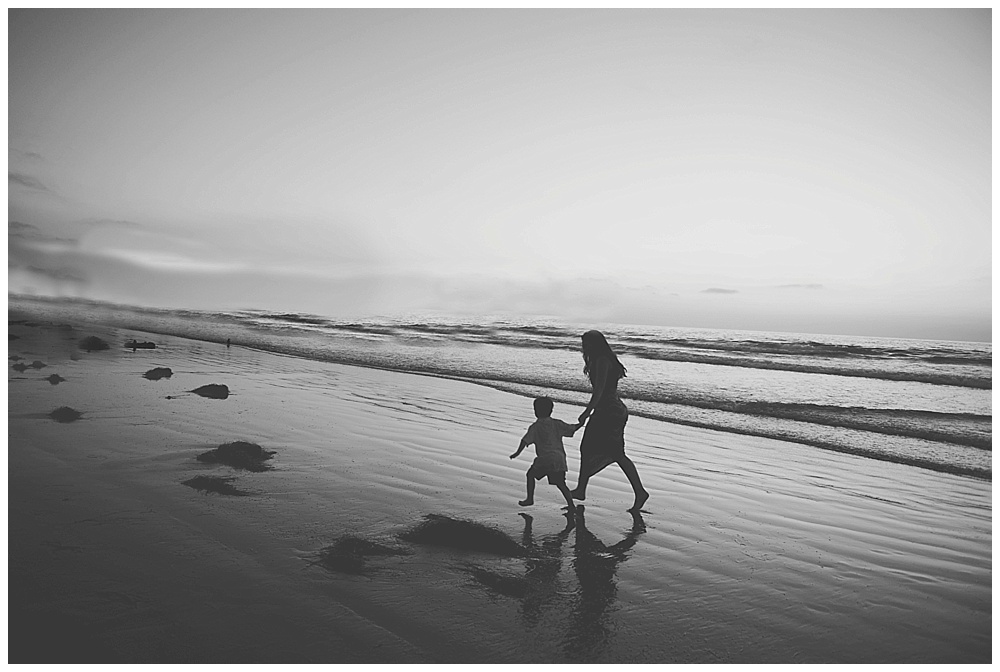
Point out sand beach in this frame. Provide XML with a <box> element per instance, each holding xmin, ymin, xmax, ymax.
<box><xmin>7</xmin><ymin>311</ymin><xmax>991</xmax><ymax>664</ymax></box>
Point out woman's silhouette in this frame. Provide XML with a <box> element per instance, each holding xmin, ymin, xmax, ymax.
<box><xmin>571</xmin><ymin>330</ymin><xmax>649</xmax><ymax>511</ymax></box>
<box><xmin>563</xmin><ymin>506</ymin><xmax>647</xmax><ymax>661</ymax></box>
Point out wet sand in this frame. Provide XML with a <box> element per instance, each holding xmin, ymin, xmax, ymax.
<box><xmin>7</xmin><ymin>310</ymin><xmax>991</xmax><ymax>663</ymax></box>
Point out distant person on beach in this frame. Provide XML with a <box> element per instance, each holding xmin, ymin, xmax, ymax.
<box><xmin>226</xmin><ymin>339</ymin><xmax>231</xmax><ymax>348</ymax></box>
<box><xmin>571</xmin><ymin>330</ymin><xmax>649</xmax><ymax>512</ymax></box>
<box><xmin>510</xmin><ymin>397</ymin><xmax>582</xmax><ymax>510</ymax></box>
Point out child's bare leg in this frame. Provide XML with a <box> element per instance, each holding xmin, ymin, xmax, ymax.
<box><xmin>519</xmin><ymin>473</ymin><xmax>535</xmax><ymax>506</ymax></box>
<box><xmin>555</xmin><ymin>482</ymin><xmax>576</xmax><ymax>512</ymax></box>
<box><xmin>571</xmin><ymin>474</ymin><xmax>589</xmax><ymax>500</ymax></box>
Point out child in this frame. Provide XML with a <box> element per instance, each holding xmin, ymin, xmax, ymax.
<box><xmin>509</xmin><ymin>397</ymin><xmax>582</xmax><ymax>510</ymax></box>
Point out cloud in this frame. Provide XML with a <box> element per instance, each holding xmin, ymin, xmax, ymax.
<box><xmin>701</xmin><ymin>287</ymin><xmax>739</xmax><ymax>294</ymax></box>
<box><xmin>9</xmin><ymin>221</ymin><xmax>46</xmax><ymax>239</ymax></box>
<box><xmin>9</xmin><ymin>172</ymin><xmax>49</xmax><ymax>191</ymax></box>
<box><xmin>95</xmin><ymin>247</ymin><xmax>247</xmax><ymax>273</ymax></box>
<box><xmin>82</xmin><ymin>218</ymin><xmax>144</xmax><ymax>230</ymax></box>
<box><xmin>25</xmin><ymin>265</ymin><xmax>86</xmax><ymax>283</ymax></box>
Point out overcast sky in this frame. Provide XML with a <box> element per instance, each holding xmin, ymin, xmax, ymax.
<box><xmin>8</xmin><ymin>9</ymin><xmax>992</xmax><ymax>341</ymax></box>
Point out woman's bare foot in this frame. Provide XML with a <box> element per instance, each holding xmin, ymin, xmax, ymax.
<box><xmin>628</xmin><ymin>490</ymin><xmax>649</xmax><ymax>512</ymax></box>
<box><xmin>570</xmin><ymin>488</ymin><xmax>586</xmax><ymax>501</ymax></box>
<box><xmin>518</xmin><ymin>499</ymin><xmax>534</xmax><ymax>507</ymax></box>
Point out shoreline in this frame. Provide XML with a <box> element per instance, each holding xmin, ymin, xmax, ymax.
<box><xmin>8</xmin><ymin>310</ymin><xmax>992</xmax><ymax>663</ymax></box>
<box><xmin>9</xmin><ymin>295</ymin><xmax>991</xmax><ymax>482</ymax></box>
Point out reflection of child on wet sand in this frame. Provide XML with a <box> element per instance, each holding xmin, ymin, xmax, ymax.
<box><xmin>510</xmin><ymin>397</ymin><xmax>582</xmax><ymax>510</ymax></box>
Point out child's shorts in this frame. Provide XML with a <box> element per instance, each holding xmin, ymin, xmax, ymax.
<box><xmin>528</xmin><ymin>460</ymin><xmax>566</xmax><ymax>485</ymax></box>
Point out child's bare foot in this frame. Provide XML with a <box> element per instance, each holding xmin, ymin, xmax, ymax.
<box><xmin>570</xmin><ymin>488</ymin><xmax>586</xmax><ymax>501</ymax></box>
<box><xmin>518</xmin><ymin>499</ymin><xmax>534</xmax><ymax>507</ymax></box>
<box><xmin>562</xmin><ymin>504</ymin><xmax>576</xmax><ymax>513</ymax></box>
<box><xmin>628</xmin><ymin>490</ymin><xmax>649</xmax><ymax>512</ymax></box>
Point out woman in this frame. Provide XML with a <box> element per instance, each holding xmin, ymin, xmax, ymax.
<box><xmin>571</xmin><ymin>330</ymin><xmax>649</xmax><ymax>512</ymax></box>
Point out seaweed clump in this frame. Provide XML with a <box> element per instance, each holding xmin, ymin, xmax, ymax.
<box><xmin>315</xmin><ymin>535</ymin><xmax>412</xmax><ymax>575</ymax></box>
<box><xmin>79</xmin><ymin>336</ymin><xmax>110</xmax><ymax>352</ymax></box>
<box><xmin>143</xmin><ymin>367</ymin><xmax>173</xmax><ymax>381</ymax></box>
<box><xmin>191</xmin><ymin>384</ymin><xmax>229</xmax><ymax>399</ymax></box>
<box><xmin>399</xmin><ymin>514</ymin><xmax>525</xmax><ymax>557</ymax></box>
<box><xmin>196</xmin><ymin>441</ymin><xmax>275</xmax><ymax>472</ymax></box>
<box><xmin>47</xmin><ymin>374</ymin><xmax>66</xmax><ymax>385</ymax></box>
<box><xmin>50</xmin><ymin>407</ymin><xmax>82</xmax><ymax>423</ymax></box>
<box><xmin>182</xmin><ymin>475</ymin><xmax>248</xmax><ymax>497</ymax></box>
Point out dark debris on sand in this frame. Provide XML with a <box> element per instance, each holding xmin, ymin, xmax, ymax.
<box><xmin>49</xmin><ymin>407</ymin><xmax>82</xmax><ymax>423</ymax></box>
<box><xmin>78</xmin><ymin>336</ymin><xmax>110</xmax><ymax>352</ymax></box>
<box><xmin>182</xmin><ymin>475</ymin><xmax>248</xmax><ymax>497</ymax></box>
<box><xmin>399</xmin><ymin>514</ymin><xmax>525</xmax><ymax>557</ymax></box>
<box><xmin>315</xmin><ymin>535</ymin><xmax>413</xmax><ymax>575</ymax></box>
<box><xmin>143</xmin><ymin>367</ymin><xmax>173</xmax><ymax>381</ymax></box>
<box><xmin>191</xmin><ymin>384</ymin><xmax>229</xmax><ymax>399</ymax></box>
<box><xmin>197</xmin><ymin>441</ymin><xmax>275</xmax><ymax>472</ymax></box>
<box><xmin>46</xmin><ymin>374</ymin><xmax>66</xmax><ymax>385</ymax></box>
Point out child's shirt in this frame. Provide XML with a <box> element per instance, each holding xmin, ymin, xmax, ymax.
<box><xmin>522</xmin><ymin>417</ymin><xmax>576</xmax><ymax>472</ymax></box>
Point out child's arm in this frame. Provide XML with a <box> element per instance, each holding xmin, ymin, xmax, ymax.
<box><xmin>510</xmin><ymin>439</ymin><xmax>528</xmax><ymax>460</ymax></box>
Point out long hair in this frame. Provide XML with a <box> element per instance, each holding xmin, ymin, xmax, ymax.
<box><xmin>581</xmin><ymin>330</ymin><xmax>626</xmax><ymax>382</ymax></box>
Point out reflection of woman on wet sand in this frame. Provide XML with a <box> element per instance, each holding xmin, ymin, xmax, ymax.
<box><xmin>564</xmin><ymin>507</ymin><xmax>646</xmax><ymax>661</ymax></box>
<box><xmin>572</xmin><ymin>330</ymin><xmax>649</xmax><ymax>512</ymax></box>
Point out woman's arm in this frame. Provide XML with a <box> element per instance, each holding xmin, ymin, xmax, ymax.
<box><xmin>579</xmin><ymin>357</ymin><xmax>609</xmax><ymax>423</ymax></box>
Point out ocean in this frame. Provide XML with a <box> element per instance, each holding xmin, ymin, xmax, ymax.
<box><xmin>9</xmin><ymin>295</ymin><xmax>991</xmax><ymax>480</ymax></box>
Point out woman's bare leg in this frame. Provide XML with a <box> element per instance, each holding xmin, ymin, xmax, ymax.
<box><xmin>618</xmin><ymin>456</ymin><xmax>649</xmax><ymax>511</ymax></box>
<box><xmin>571</xmin><ymin>474</ymin><xmax>589</xmax><ymax>500</ymax></box>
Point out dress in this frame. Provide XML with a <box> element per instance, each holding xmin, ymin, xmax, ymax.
<box><xmin>579</xmin><ymin>360</ymin><xmax>629</xmax><ymax>479</ymax></box>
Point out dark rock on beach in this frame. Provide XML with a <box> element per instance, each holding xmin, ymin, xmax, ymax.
<box><xmin>143</xmin><ymin>367</ymin><xmax>173</xmax><ymax>381</ymax></box>
<box><xmin>28</xmin><ymin>360</ymin><xmax>46</xmax><ymax>369</ymax></box>
<box><xmin>125</xmin><ymin>340</ymin><xmax>156</xmax><ymax>350</ymax></box>
<box><xmin>191</xmin><ymin>384</ymin><xmax>229</xmax><ymax>399</ymax></box>
<box><xmin>399</xmin><ymin>514</ymin><xmax>525</xmax><ymax>557</ymax></box>
<box><xmin>13</xmin><ymin>363</ymin><xmax>28</xmax><ymax>372</ymax></box>
<box><xmin>46</xmin><ymin>374</ymin><xmax>66</xmax><ymax>385</ymax></box>
<box><xmin>78</xmin><ymin>336</ymin><xmax>110</xmax><ymax>352</ymax></box>
<box><xmin>49</xmin><ymin>407</ymin><xmax>82</xmax><ymax>423</ymax></box>
<box><xmin>196</xmin><ymin>441</ymin><xmax>275</xmax><ymax>472</ymax></box>
<box><xmin>315</xmin><ymin>535</ymin><xmax>412</xmax><ymax>575</ymax></box>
